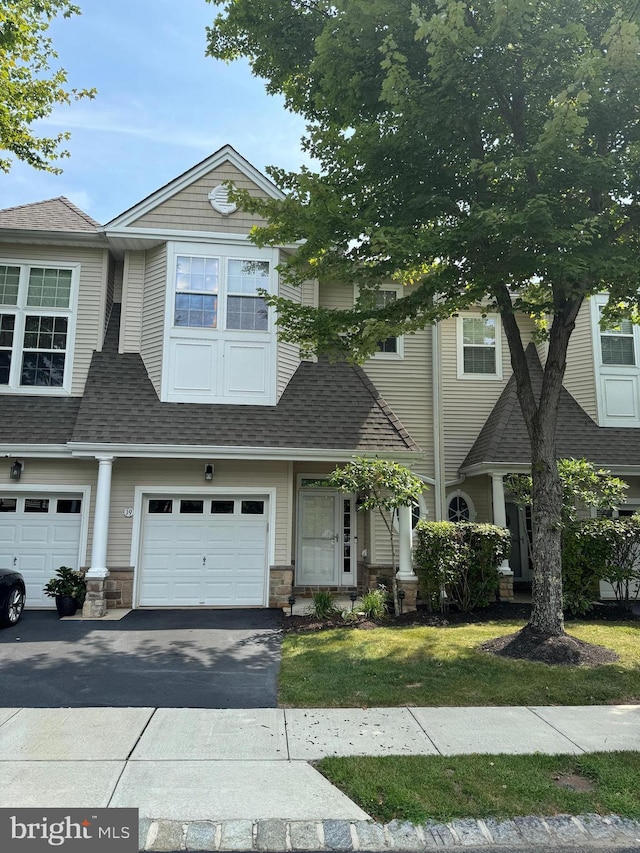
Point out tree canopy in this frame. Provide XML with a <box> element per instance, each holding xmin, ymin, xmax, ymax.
<box><xmin>207</xmin><ymin>0</ymin><xmax>640</xmax><ymax>645</ymax></box>
<box><xmin>0</xmin><ymin>0</ymin><xmax>95</xmax><ymax>173</ymax></box>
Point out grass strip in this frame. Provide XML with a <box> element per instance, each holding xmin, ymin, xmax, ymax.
<box><xmin>316</xmin><ymin>752</ymin><xmax>640</xmax><ymax>824</ymax></box>
<box><xmin>279</xmin><ymin>621</ymin><xmax>640</xmax><ymax>707</ymax></box>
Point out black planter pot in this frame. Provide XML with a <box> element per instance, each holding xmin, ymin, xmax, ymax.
<box><xmin>55</xmin><ymin>594</ymin><xmax>78</xmax><ymax>618</ymax></box>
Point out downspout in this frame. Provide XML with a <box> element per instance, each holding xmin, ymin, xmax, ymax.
<box><xmin>432</xmin><ymin>321</ymin><xmax>446</xmax><ymax>521</ymax></box>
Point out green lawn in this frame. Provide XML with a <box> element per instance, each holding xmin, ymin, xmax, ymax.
<box><xmin>315</xmin><ymin>752</ymin><xmax>640</xmax><ymax>824</ymax></box>
<box><xmin>279</xmin><ymin>621</ymin><xmax>640</xmax><ymax>707</ymax></box>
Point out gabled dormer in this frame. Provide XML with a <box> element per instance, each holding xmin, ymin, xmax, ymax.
<box><xmin>104</xmin><ymin>145</ymin><xmax>305</xmax><ymax>406</ymax></box>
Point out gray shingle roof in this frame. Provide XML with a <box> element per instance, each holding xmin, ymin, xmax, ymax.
<box><xmin>65</xmin><ymin>306</ymin><xmax>420</xmax><ymax>452</ymax></box>
<box><xmin>0</xmin><ymin>396</ymin><xmax>81</xmax><ymax>444</ymax></box>
<box><xmin>462</xmin><ymin>343</ymin><xmax>640</xmax><ymax>470</ymax></box>
<box><xmin>0</xmin><ymin>197</ymin><xmax>100</xmax><ymax>232</ymax></box>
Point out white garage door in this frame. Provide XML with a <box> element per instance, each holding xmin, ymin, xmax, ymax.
<box><xmin>139</xmin><ymin>496</ymin><xmax>269</xmax><ymax>607</ymax></box>
<box><xmin>0</xmin><ymin>494</ymin><xmax>84</xmax><ymax>608</ymax></box>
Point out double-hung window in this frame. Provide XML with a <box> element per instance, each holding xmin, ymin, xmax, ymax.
<box><xmin>173</xmin><ymin>254</ymin><xmax>268</xmax><ymax>331</ymax></box>
<box><xmin>457</xmin><ymin>314</ymin><xmax>502</xmax><ymax>379</ymax></box>
<box><xmin>0</xmin><ymin>262</ymin><xmax>76</xmax><ymax>392</ymax></box>
<box><xmin>599</xmin><ymin>309</ymin><xmax>636</xmax><ymax>366</ymax></box>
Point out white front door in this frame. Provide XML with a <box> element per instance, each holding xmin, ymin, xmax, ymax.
<box><xmin>139</xmin><ymin>496</ymin><xmax>269</xmax><ymax>607</ymax></box>
<box><xmin>296</xmin><ymin>490</ymin><xmax>355</xmax><ymax>586</ymax></box>
<box><xmin>0</xmin><ymin>494</ymin><xmax>84</xmax><ymax>608</ymax></box>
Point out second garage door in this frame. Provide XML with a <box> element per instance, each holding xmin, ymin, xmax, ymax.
<box><xmin>138</xmin><ymin>495</ymin><xmax>269</xmax><ymax>607</ymax></box>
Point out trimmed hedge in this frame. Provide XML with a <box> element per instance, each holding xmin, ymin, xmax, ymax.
<box><xmin>414</xmin><ymin>521</ymin><xmax>511</xmax><ymax>611</ymax></box>
<box><xmin>562</xmin><ymin>515</ymin><xmax>640</xmax><ymax>614</ymax></box>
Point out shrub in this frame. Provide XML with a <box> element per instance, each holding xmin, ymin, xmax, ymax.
<box><xmin>563</xmin><ymin>515</ymin><xmax>640</xmax><ymax>614</ymax></box>
<box><xmin>413</xmin><ymin>521</ymin><xmax>465</xmax><ymax>610</ymax></box>
<box><xmin>561</xmin><ymin>520</ymin><xmax>612</xmax><ymax>615</ymax></box>
<box><xmin>602</xmin><ymin>515</ymin><xmax>640</xmax><ymax>609</ymax></box>
<box><xmin>308</xmin><ymin>590</ymin><xmax>339</xmax><ymax>619</ymax></box>
<box><xmin>356</xmin><ymin>585</ymin><xmax>390</xmax><ymax>619</ymax></box>
<box><xmin>414</xmin><ymin>521</ymin><xmax>510</xmax><ymax>612</ymax></box>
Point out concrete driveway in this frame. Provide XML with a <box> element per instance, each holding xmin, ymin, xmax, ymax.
<box><xmin>0</xmin><ymin>609</ymin><xmax>283</xmax><ymax>708</ymax></box>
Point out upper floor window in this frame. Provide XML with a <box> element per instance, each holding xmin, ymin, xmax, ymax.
<box><xmin>599</xmin><ymin>310</ymin><xmax>635</xmax><ymax>366</ymax></box>
<box><xmin>457</xmin><ymin>314</ymin><xmax>502</xmax><ymax>379</ymax></box>
<box><xmin>355</xmin><ymin>284</ymin><xmax>404</xmax><ymax>360</ymax></box>
<box><xmin>375</xmin><ymin>289</ymin><xmax>399</xmax><ymax>355</ymax></box>
<box><xmin>0</xmin><ymin>263</ymin><xmax>77</xmax><ymax>392</ymax></box>
<box><xmin>174</xmin><ymin>255</ymin><xmax>268</xmax><ymax>332</ymax></box>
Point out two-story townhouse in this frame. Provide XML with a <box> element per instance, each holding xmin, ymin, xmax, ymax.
<box><xmin>3</xmin><ymin>145</ymin><xmax>637</xmax><ymax>618</ymax></box>
<box><xmin>0</xmin><ymin>146</ymin><xmax>430</xmax><ymax>617</ymax></box>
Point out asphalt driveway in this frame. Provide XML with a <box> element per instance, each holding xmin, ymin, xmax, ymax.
<box><xmin>0</xmin><ymin>609</ymin><xmax>283</xmax><ymax>708</ymax></box>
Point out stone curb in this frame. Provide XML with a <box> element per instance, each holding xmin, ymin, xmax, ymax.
<box><xmin>140</xmin><ymin>815</ymin><xmax>640</xmax><ymax>851</ymax></box>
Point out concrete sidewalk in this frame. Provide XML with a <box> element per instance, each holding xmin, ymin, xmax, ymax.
<box><xmin>0</xmin><ymin>705</ymin><xmax>638</xmax><ymax>850</ymax></box>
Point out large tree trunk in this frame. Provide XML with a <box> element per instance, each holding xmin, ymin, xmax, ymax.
<box><xmin>529</xmin><ymin>424</ymin><xmax>565</xmax><ymax>636</ymax></box>
<box><xmin>497</xmin><ymin>288</ymin><xmax>583</xmax><ymax>639</ymax></box>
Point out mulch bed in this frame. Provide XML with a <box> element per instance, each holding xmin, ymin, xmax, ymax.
<box><xmin>283</xmin><ymin>600</ymin><xmax>639</xmax><ymax>634</ymax></box>
<box><xmin>481</xmin><ymin>626</ymin><xmax>620</xmax><ymax>666</ymax></box>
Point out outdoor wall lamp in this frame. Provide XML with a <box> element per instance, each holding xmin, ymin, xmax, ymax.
<box><xmin>204</xmin><ymin>463</ymin><xmax>214</xmax><ymax>481</ymax></box>
<box><xmin>9</xmin><ymin>460</ymin><xmax>23</xmax><ymax>481</ymax></box>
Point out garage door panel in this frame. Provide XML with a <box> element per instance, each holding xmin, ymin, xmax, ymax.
<box><xmin>19</xmin><ymin>525</ymin><xmax>50</xmax><ymax>544</ymax></box>
<box><xmin>139</xmin><ymin>496</ymin><xmax>268</xmax><ymax>607</ymax></box>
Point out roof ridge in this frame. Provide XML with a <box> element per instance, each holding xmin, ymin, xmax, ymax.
<box><xmin>58</xmin><ymin>196</ymin><xmax>101</xmax><ymax>227</ymax></box>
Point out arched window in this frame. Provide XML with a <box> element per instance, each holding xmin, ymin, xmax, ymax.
<box><xmin>446</xmin><ymin>491</ymin><xmax>475</xmax><ymax>522</ymax></box>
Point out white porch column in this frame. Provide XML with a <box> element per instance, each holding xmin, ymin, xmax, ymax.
<box><xmin>87</xmin><ymin>455</ymin><xmax>114</xmax><ymax>578</ymax></box>
<box><xmin>491</xmin><ymin>473</ymin><xmax>512</xmax><ymax>574</ymax></box>
<box><xmin>396</xmin><ymin>503</ymin><xmax>415</xmax><ymax>580</ymax></box>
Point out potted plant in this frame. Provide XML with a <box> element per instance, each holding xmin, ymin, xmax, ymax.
<box><xmin>43</xmin><ymin>566</ymin><xmax>87</xmax><ymax>617</ymax></box>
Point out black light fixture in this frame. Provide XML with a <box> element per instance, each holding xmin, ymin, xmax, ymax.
<box><xmin>9</xmin><ymin>460</ymin><xmax>23</xmax><ymax>481</ymax></box>
<box><xmin>287</xmin><ymin>594</ymin><xmax>296</xmax><ymax>616</ymax></box>
<box><xmin>349</xmin><ymin>591</ymin><xmax>358</xmax><ymax>611</ymax></box>
<box><xmin>204</xmin><ymin>463</ymin><xmax>214</xmax><ymax>481</ymax></box>
<box><xmin>398</xmin><ymin>588</ymin><xmax>406</xmax><ymax>615</ymax></box>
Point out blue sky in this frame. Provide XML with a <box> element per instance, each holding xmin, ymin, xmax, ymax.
<box><xmin>1</xmin><ymin>0</ymin><xmax>309</xmax><ymax>224</ymax></box>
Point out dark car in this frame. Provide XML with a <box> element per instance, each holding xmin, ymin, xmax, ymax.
<box><xmin>0</xmin><ymin>567</ymin><xmax>25</xmax><ymax>627</ymax></box>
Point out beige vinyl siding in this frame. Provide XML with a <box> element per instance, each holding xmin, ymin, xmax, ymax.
<box><xmin>104</xmin><ymin>253</ymin><xmax>115</xmax><ymax>340</ymax></box>
<box><xmin>302</xmin><ymin>280</ymin><xmax>318</xmax><ymax>307</ymax></box>
<box><xmin>140</xmin><ymin>244</ymin><xmax>167</xmax><ymax>394</ymax></box>
<box><xmin>364</xmin><ymin>329</ymin><xmax>432</xmax><ymax>461</ymax></box>
<box><xmin>277</xmin><ymin>268</ymin><xmax>302</xmax><ymax>400</ymax></box>
<box><xmin>441</xmin><ymin>313</ymin><xmax>536</xmax><ymax>479</ymax></box>
<box><xmin>107</xmin><ymin>459</ymin><xmax>291</xmax><ymax>568</ymax></box>
<box><xmin>319</xmin><ymin>281</ymin><xmax>354</xmax><ymax>310</ymax></box>
<box><xmin>113</xmin><ymin>257</ymin><xmax>123</xmax><ymax>303</ymax></box>
<box><xmin>131</xmin><ymin>164</ymin><xmax>270</xmax><ymax>234</ymax></box>
<box><xmin>0</xmin><ymin>243</ymin><xmax>107</xmax><ymax>395</ymax></box>
<box><xmin>563</xmin><ymin>299</ymin><xmax>598</xmax><ymax>421</ymax></box>
<box><xmin>120</xmin><ymin>251</ymin><xmax>145</xmax><ymax>353</ymax></box>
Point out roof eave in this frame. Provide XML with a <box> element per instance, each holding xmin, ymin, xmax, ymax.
<box><xmin>0</xmin><ymin>229</ymin><xmax>107</xmax><ymax>248</ymax></box>
<box><xmin>68</xmin><ymin>442</ymin><xmax>426</xmax><ymax>461</ymax></box>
